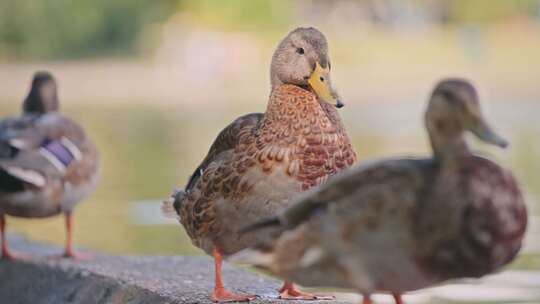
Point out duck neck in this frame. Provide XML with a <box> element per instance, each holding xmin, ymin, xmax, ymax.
<box><xmin>23</xmin><ymin>90</ymin><xmax>59</xmax><ymax>115</ymax></box>
<box><xmin>260</xmin><ymin>84</ymin><xmax>354</xmax><ymax>190</ymax></box>
<box><xmin>263</xmin><ymin>84</ymin><xmax>342</xmax><ymax>134</ymax></box>
<box><xmin>428</xmin><ymin>128</ymin><xmax>471</xmax><ymax>169</ymax></box>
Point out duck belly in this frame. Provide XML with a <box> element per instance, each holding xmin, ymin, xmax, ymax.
<box><xmin>0</xmin><ymin>182</ymin><xmax>63</xmax><ymax>218</ymax></box>
<box><xmin>213</xmin><ymin>166</ymin><xmax>303</xmax><ymax>255</ymax></box>
<box><xmin>59</xmin><ymin>171</ymin><xmax>99</xmax><ymax>212</ymax></box>
<box><xmin>314</xmin><ymin>213</ymin><xmax>437</xmax><ymax>293</ymax></box>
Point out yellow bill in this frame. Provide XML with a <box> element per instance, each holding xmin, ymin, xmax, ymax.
<box><xmin>308</xmin><ymin>62</ymin><xmax>343</xmax><ymax>108</ymax></box>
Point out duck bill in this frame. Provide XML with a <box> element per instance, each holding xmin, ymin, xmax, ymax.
<box><xmin>471</xmin><ymin>117</ymin><xmax>509</xmax><ymax>148</ymax></box>
<box><xmin>308</xmin><ymin>62</ymin><xmax>343</xmax><ymax>108</ymax></box>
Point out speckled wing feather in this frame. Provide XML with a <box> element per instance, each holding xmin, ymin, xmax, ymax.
<box><xmin>184</xmin><ymin>113</ymin><xmax>263</xmax><ymax>192</ymax></box>
<box><xmin>171</xmin><ymin>113</ymin><xmax>263</xmax><ymax>249</ymax></box>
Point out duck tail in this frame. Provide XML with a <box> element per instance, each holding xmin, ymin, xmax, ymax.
<box><xmin>239</xmin><ymin>216</ymin><xmax>282</xmax><ymax>235</ymax></box>
<box><xmin>228</xmin><ymin>248</ymin><xmax>274</xmax><ymax>268</ymax></box>
<box><xmin>161</xmin><ymin>188</ymin><xmax>185</xmax><ymax>220</ymax></box>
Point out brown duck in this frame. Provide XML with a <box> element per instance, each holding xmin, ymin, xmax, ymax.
<box><xmin>233</xmin><ymin>79</ymin><xmax>527</xmax><ymax>304</ymax></box>
<box><xmin>163</xmin><ymin>27</ymin><xmax>356</xmax><ymax>301</ymax></box>
<box><xmin>0</xmin><ymin>72</ymin><xmax>100</xmax><ymax>260</ymax></box>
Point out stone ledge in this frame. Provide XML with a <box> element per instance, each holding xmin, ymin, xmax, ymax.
<box><xmin>0</xmin><ymin>235</ymin><xmax>347</xmax><ymax>304</ymax></box>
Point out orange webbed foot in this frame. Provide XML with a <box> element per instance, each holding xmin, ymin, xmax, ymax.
<box><xmin>279</xmin><ymin>282</ymin><xmax>334</xmax><ymax>300</ymax></box>
<box><xmin>212</xmin><ymin>288</ymin><xmax>257</xmax><ymax>302</ymax></box>
<box><xmin>1</xmin><ymin>249</ymin><xmax>32</xmax><ymax>261</ymax></box>
<box><xmin>64</xmin><ymin>250</ymin><xmax>93</xmax><ymax>261</ymax></box>
<box><xmin>48</xmin><ymin>250</ymin><xmax>93</xmax><ymax>261</ymax></box>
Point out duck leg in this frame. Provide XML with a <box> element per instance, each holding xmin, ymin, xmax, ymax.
<box><xmin>392</xmin><ymin>293</ymin><xmax>404</xmax><ymax>304</ymax></box>
<box><xmin>212</xmin><ymin>246</ymin><xmax>256</xmax><ymax>302</ymax></box>
<box><xmin>278</xmin><ymin>281</ymin><xmax>334</xmax><ymax>300</ymax></box>
<box><xmin>0</xmin><ymin>214</ymin><xmax>10</xmax><ymax>259</ymax></box>
<box><xmin>0</xmin><ymin>214</ymin><xmax>29</xmax><ymax>260</ymax></box>
<box><xmin>362</xmin><ymin>293</ymin><xmax>373</xmax><ymax>304</ymax></box>
<box><xmin>361</xmin><ymin>294</ymin><xmax>372</xmax><ymax>304</ymax></box>
<box><xmin>61</xmin><ymin>211</ymin><xmax>91</xmax><ymax>260</ymax></box>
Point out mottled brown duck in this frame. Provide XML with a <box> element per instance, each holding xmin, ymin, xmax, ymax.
<box><xmin>0</xmin><ymin>72</ymin><xmax>100</xmax><ymax>260</ymax></box>
<box><xmin>163</xmin><ymin>27</ymin><xmax>356</xmax><ymax>302</ymax></box>
<box><xmin>233</xmin><ymin>79</ymin><xmax>527</xmax><ymax>304</ymax></box>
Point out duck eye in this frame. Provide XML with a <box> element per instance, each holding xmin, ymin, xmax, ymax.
<box><xmin>296</xmin><ymin>47</ymin><xmax>305</xmax><ymax>55</ymax></box>
<box><xmin>320</xmin><ymin>77</ymin><xmax>325</xmax><ymax>82</ymax></box>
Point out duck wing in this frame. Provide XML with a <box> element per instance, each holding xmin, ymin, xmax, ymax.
<box><xmin>166</xmin><ymin>113</ymin><xmax>263</xmax><ymax>216</ymax></box>
<box><xmin>0</xmin><ymin>113</ymin><xmax>95</xmax><ymax>192</ymax></box>
<box><xmin>232</xmin><ymin>158</ymin><xmax>433</xmax><ymax>287</ymax></box>
<box><xmin>242</xmin><ymin>158</ymin><xmax>433</xmax><ymax>233</ymax></box>
<box><xmin>185</xmin><ymin>113</ymin><xmax>263</xmax><ymax>192</ymax></box>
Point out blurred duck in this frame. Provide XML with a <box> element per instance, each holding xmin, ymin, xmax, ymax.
<box><xmin>0</xmin><ymin>72</ymin><xmax>100</xmax><ymax>260</ymax></box>
<box><xmin>233</xmin><ymin>79</ymin><xmax>527</xmax><ymax>304</ymax></box>
<box><xmin>163</xmin><ymin>27</ymin><xmax>356</xmax><ymax>302</ymax></box>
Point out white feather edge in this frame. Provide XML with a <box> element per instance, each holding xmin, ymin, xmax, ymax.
<box><xmin>298</xmin><ymin>247</ymin><xmax>325</xmax><ymax>268</ymax></box>
<box><xmin>39</xmin><ymin>147</ymin><xmax>67</xmax><ymax>173</ymax></box>
<box><xmin>161</xmin><ymin>196</ymin><xmax>180</xmax><ymax>220</ymax></box>
<box><xmin>60</xmin><ymin>137</ymin><xmax>82</xmax><ymax>161</ymax></box>
<box><xmin>8</xmin><ymin>138</ymin><xmax>29</xmax><ymax>149</ymax></box>
<box><xmin>5</xmin><ymin>166</ymin><xmax>46</xmax><ymax>187</ymax></box>
<box><xmin>228</xmin><ymin>248</ymin><xmax>274</xmax><ymax>266</ymax></box>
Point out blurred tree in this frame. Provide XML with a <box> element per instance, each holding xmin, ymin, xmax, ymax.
<box><xmin>178</xmin><ymin>0</ymin><xmax>293</xmax><ymax>31</ymax></box>
<box><xmin>0</xmin><ymin>0</ymin><xmax>178</xmax><ymax>61</ymax></box>
<box><xmin>1</xmin><ymin>0</ymin><xmax>538</xmax><ymax>61</ymax></box>
<box><xmin>440</xmin><ymin>0</ymin><xmax>538</xmax><ymax>23</ymax></box>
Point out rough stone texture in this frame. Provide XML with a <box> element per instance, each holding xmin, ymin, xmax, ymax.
<box><xmin>0</xmin><ymin>235</ymin><xmax>348</xmax><ymax>304</ymax></box>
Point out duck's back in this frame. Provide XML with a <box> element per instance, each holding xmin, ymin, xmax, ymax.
<box><xmin>0</xmin><ymin>112</ymin><xmax>99</xmax><ymax>218</ymax></box>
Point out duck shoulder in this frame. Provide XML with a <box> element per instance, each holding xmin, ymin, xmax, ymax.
<box><xmin>184</xmin><ymin>113</ymin><xmax>263</xmax><ymax>192</ymax></box>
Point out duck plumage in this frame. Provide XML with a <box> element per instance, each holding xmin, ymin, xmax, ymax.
<box><xmin>165</xmin><ymin>27</ymin><xmax>356</xmax><ymax>301</ymax></box>
<box><xmin>0</xmin><ymin>71</ymin><xmax>99</xmax><ymax>259</ymax></box>
<box><xmin>234</xmin><ymin>79</ymin><xmax>527</xmax><ymax>304</ymax></box>
<box><xmin>176</xmin><ymin>84</ymin><xmax>355</xmax><ymax>256</ymax></box>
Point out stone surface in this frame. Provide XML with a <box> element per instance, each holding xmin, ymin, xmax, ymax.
<box><xmin>0</xmin><ymin>235</ymin><xmax>348</xmax><ymax>304</ymax></box>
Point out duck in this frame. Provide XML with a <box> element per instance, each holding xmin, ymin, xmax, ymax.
<box><xmin>232</xmin><ymin>79</ymin><xmax>528</xmax><ymax>304</ymax></box>
<box><xmin>163</xmin><ymin>27</ymin><xmax>357</xmax><ymax>302</ymax></box>
<box><xmin>0</xmin><ymin>71</ymin><xmax>100</xmax><ymax>260</ymax></box>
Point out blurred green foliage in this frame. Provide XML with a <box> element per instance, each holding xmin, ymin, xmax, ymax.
<box><xmin>179</xmin><ymin>0</ymin><xmax>292</xmax><ymax>31</ymax></box>
<box><xmin>446</xmin><ymin>0</ymin><xmax>539</xmax><ymax>23</ymax></box>
<box><xmin>0</xmin><ymin>0</ymin><xmax>178</xmax><ymax>61</ymax></box>
<box><xmin>0</xmin><ymin>0</ymin><xmax>539</xmax><ymax>61</ymax></box>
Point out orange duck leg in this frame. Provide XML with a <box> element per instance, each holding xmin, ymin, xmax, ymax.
<box><xmin>393</xmin><ymin>293</ymin><xmax>404</xmax><ymax>304</ymax></box>
<box><xmin>61</xmin><ymin>211</ymin><xmax>92</xmax><ymax>260</ymax></box>
<box><xmin>0</xmin><ymin>214</ymin><xmax>30</xmax><ymax>260</ymax></box>
<box><xmin>212</xmin><ymin>247</ymin><xmax>256</xmax><ymax>302</ymax></box>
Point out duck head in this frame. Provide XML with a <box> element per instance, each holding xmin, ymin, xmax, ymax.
<box><xmin>426</xmin><ymin>79</ymin><xmax>508</xmax><ymax>157</ymax></box>
<box><xmin>22</xmin><ymin>71</ymin><xmax>59</xmax><ymax>115</ymax></box>
<box><xmin>270</xmin><ymin>27</ymin><xmax>343</xmax><ymax>108</ymax></box>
